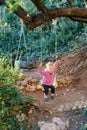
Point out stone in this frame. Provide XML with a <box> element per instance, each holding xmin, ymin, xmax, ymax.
<box><xmin>52</xmin><ymin>117</ymin><xmax>66</xmax><ymax>130</ymax></box>
<box><xmin>38</xmin><ymin>121</ymin><xmax>45</xmax><ymax>127</ymax></box>
<box><xmin>21</xmin><ymin>80</ymin><xmax>27</xmax><ymax>87</ymax></box>
<box><xmin>57</xmin><ymin>105</ymin><xmax>64</xmax><ymax>112</ymax></box>
<box><xmin>65</xmin><ymin>119</ymin><xmax>70</xmax><ymax>128</ymax></box>
<box><xmin>29</xmin><ymin>85</ymin><xmax>36</xmax><ymax>91</ymax></box>
<box><xmin>63</xmin><ymin>104</ymin><xmax>72</xmax><ymax>111</ymax></box>
<box><xmin>41</xmin><ymin>123</ymin><xmax>57</xmax><ymax>130</ymax></box>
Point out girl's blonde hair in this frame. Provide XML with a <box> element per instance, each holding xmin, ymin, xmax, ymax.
<box><xmin>46</xmin><ymin>62</ymin><xmax>54</xmax><ymax>69</ymax></box>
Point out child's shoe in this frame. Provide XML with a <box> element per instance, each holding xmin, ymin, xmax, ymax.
<box><xmin>44</xmin><ymin>98</ymin><xmax>49</xmax><ymax>102</ymax></box>
<box><xmin>50</xmin><ymin>94</ymin><xmax>54</xmax><ymax>100</ymax></box>
<box><xmin>44</xmin><ymin>94</ymin><xmax>49</xmax><ymax>102</ymax></box>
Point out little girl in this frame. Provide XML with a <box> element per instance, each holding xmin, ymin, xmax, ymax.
<box><xmin>38</xmin><ymin>62</ymin><xmax>57</xmax><ymax>102</ymax></box>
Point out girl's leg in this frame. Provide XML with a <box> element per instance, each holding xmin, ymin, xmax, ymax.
<box><xmin>42</xmin><ymin>84</ymin><xmax>49</xmax><ymax>102</ymax></box>
<box><xmin>49</xmin><ymin>85</ymin><xmax>55</xmax><ymax>100</ymax></box>
<box><xmin>50</xmin><ymin>85</ymin><xmax>55</xmax><ymax>94</ymax></box>
<box><xmin>42</xmin><ymin>84</ymin><xmax>49</xmax><ymax>95</ymax></box>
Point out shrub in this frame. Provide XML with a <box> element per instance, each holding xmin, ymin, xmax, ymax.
<box><xmin>81</xmin><ymin>107</ymin><xmax>87</xmax><ymax>130</ymax></box>
<box><xmin>0</xmin><ymin>58</ymin><xmax>34</xmax><ymax>129</ymax></box>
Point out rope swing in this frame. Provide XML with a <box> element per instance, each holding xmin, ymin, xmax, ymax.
<box><xmin>39</xmin><ymin>25</ymin><xmax>43</xmax><ymax>63</ymax></box>
<box><xmin>16</xmin><ymin>0</ymin><xmax>27</xmax><ymax>63</ymax></box>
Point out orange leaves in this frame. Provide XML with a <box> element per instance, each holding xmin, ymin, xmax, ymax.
<box><xmin>16</xmin><ymin>76</ymin><xmax>60</xmax><ymax>92</ymax></box>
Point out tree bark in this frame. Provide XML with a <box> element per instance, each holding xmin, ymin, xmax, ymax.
<box><xmin>14</xmin><ymin>7</ymin><xmax>87</xmax><ymax>30</ymax></box>
<box><xmin>0</xmin><ymin>0</ymin><xmax>87</xmax><ymax>30</ymax></box>
<box><xmin>31</xmin><ymin>0</ymin><xmax>48</xmax><ymax>13</ymax></box>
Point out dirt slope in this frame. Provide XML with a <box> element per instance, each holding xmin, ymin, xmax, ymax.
<box><xmin>57</xmin><ymin>47</ymin><xmax>87</xmax><ymax>88</ymax></box>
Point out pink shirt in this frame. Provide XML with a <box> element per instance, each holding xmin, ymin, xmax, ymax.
<box><xmin>38</xmin><ymin>64</ymin><xmax>57</xmax><ymax>86</ymax></box>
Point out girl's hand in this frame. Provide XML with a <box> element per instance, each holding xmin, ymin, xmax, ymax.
<box><xmin>39</xmin><ymin>62</ymin><xmax>43</xmax><ymax>68</ymax></box>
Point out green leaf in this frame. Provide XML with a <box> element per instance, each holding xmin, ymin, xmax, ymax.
<box><xmin>12</xmin><ymin>3</ymin><xmax>20</xmax><ymax>11</ymax></box>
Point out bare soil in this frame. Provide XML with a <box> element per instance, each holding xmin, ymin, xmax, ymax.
<box><xmin>19</xmin><ymin>47</ymin><xmax>87</xmax><ymax>130</ymax></box>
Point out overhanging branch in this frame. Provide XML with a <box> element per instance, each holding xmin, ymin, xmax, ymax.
<box><xmin>31</xmin><ymin>0</ymin><xmax>48</xmax><ymax>13</ymax></box>
<box><xmin>1</xmin><ymin>0</ymin><xmax>87</xmax><ymax>30</ymax></box>
<box><xmin>25</xmin><ymin>8</ymin><xmax>87</xmax><ymax>30</ymax></box>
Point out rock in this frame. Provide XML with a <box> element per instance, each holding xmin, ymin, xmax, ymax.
<box><xmin>74</xmin><ymin>101</ymin><xmax>81</xmax><ymax>108</ymax></box>
<box><xmin>72</xmin><ymin>105</ymin><xmax>77</xmax><ymax>110</ymax></box>
<box><xmin>57</xmin><ymin>105</ymin><xmax>64</xmax><ymax>112</ymax></box>
<box><xmin>65</xmin><ymin>119</ymin><xmax>70</xmax><ymax>128</ymax></box>
<box><xmin>17</xmin><ymin>81</ymin><xmax>22</xmax><ymax>86</ymax></box>
<box><xmin>63</xmin><ymin>104</ymin><xmax>72</xmax><ymax>111</ymax></box>
<box><xmin>21</xmin><ymin>113</ymin><xmax>27</xmax><ymax>121</ymax></box>
<box><xmin>16</xmin><ymin>114</ymin><xmax>22</xmax><ymax>122</ymax></box>
<box><xmin>52</xmin><ymin>117</ymin><xmax>66</xmax><ymax>130</ymax></box>
<box><xmin>38</xmin><ymin>121</ymin><xmax>45</xmax><ymax>127</ymax></box>
<box><xmin>16</xmin><ymin>113</ymin><xmax>27</xmax><ymax>122</ymax></box>
<box><xmin>21</xmin><ymin>80</ymin><xmax>27</xmax><ymax>87</ymax></box>
<box><xmin>41</xmin><ymin>123</ymin><xmax>57</xmax><ymax>130</ymax></box>
<box><xmin>28</xmin><ymin>109</ymin><xmax>34</xmax><ymax>114</ymax></box>
<box><xmin>57</xmin><ymin>125</ymin><xmax>61</xmax><ymax>130</ymax></box>
<box><xmin>25</xmin><ymin>86</ymin><xmax>30</xmax><ymax>91</ymax></box>
<box><xmin>27</xmin><ymin>77</ymin><xmax>32</xmax><ymax>82</ymax></box>
<box><xmin>29</xmin><ymin>85</ymin><xmax>36</xmax><ymax>91</ymax></box>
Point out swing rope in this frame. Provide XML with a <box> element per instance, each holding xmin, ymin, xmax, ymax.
<box><xmin>54</xmin><ymin>25</ymin><xmax>58</xmax><ymax>84</ymax></box>
<box><xmin>16</xmin><ymin>19</ymin><xmax>23</xmax><ymax>60</ymax></box>
<box><xmin>53</xmin><ymin>46</ymin><xmax>57</xmax><ymax>84</ymax></box>
<box><xmin>40</xmin><ymin>38</ymin><xmax>43</xmax><ymax>63</ymax></box>
<box><xmin>16</xmin><ymin>0</ymin><xmax>27</xmax><ymax>61</ymax></box>
<box><xmin>40</xmin><ymin>25</ymin><xmax>43</xmax><ymax>63</ymax></box>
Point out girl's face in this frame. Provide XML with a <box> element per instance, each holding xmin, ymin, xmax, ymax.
<box><xmin>47</xmin><ymin>65</ymin><xmax>54</xmax><ymax>73</ymax></box>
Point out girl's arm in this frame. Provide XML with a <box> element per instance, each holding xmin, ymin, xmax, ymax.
<box><xmin>38</xmin><ymin>63</ymin><xmax>45</xmax><ymax>75</ymax></box>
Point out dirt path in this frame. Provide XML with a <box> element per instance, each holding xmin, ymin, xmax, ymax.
<box><xmin>22</xmin><ymin>69</ymin><xmax>87</xmax><ymax>113</ymax></box>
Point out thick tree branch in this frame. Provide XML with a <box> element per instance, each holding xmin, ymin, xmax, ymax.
<box><xmin>26</xmin><ymin>8</ymin><xmax>87</xmax><ymax>30</ymax></box>
<box><xmin>1</xmin><ymin>0</ymin><xmax>87</xmax><ymax>30</ymax></box>
<box><xmin>13</xmin><ymin>7</ymin><xmax>87</xmax><ymax>30</ymax></box>
<box><xmin>31</xmin><ymin>0</ymin><xmax>48</xmax><ymax>13</ymax></box>
<box><xmin>14</xmin><ymin>6</ymin><xmax>29</xmax><ymax>22</ymax></box>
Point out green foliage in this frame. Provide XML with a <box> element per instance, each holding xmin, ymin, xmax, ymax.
<box><xmin>81</xmin><ymin>107</ymin><xmax>87</xmax><ymax>130</ymax></box>
<box><xmin>0</xmin><ymin>0</ymin><xmax>86</xmax><ymax>62</ymax></box>
<box><xmin>0</xmin><ymin>58</ymin><xmax>34</xmax><ymax>129</ymax></box>
<box><xmin>6</xmin><ymin>0</ymin><xmax>20</xmax><ymax>11</ymax></box>
<box><xmin>33</xmin><ymin>123</ymin><xmax>40</xmax><ymax>130</ymax></box>
<box><xmin>0</xmin><ymin>58</ymin><xmax>21</xmax><ymax>86</ymax></box>
<box><xmin>83</xmin><ymin>107</ymin><xmax>87</xmax><ymax>117</ymax></box>
<box><xmin>81</xmin><ymin>124</ymin><xmax>87</xmax><ymax>130</ymax></box>
<box><xmin>12</xmin><ymin>2</ymin><xmax>20</xmax><ymax>11</ymax></box>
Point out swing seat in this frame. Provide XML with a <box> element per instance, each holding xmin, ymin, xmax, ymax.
<box><xmin>53</xmin><ymin>82</ymin><xmax>59</xmax><ymax>89</ymax></box>
<box><xmin>37</xmin><ymin>85</ymin><xmax>44</xmax><ymax>91</ymax></box>
<box><xmin>37</xmin><ymin>82</ymin><xmax>59</xmax><ymax>91</ymax></box>
<box><xmin>37</xmin><ymin>85</ymin><xmax>52</xmax><ymax>91</ymax></box>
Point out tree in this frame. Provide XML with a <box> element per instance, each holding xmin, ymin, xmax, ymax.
<box><xmin>0</xmin><ymin>0</ymin><xmax>87</xmax><ymax>30</ymax></box>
